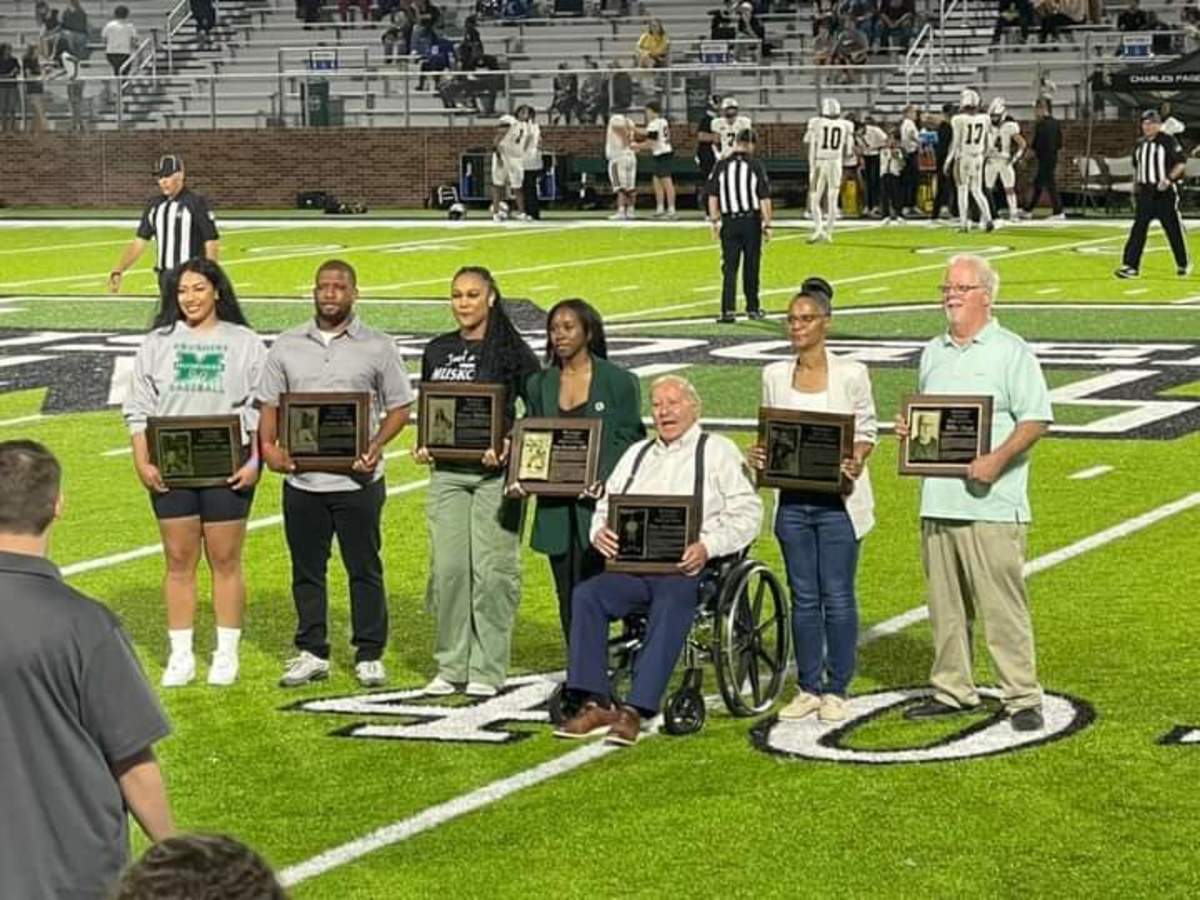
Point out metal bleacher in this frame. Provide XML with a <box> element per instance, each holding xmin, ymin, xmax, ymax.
<box><xmin>0</xmin><ymin>0</ymin><xmax>1194</xmax><ymax>130</ymax></box>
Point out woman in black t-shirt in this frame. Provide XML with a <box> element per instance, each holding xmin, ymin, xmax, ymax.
<box><xmin>415</xmin><ymin>266</ymin><xmax>539</xmax><ymax>698</ymax></box>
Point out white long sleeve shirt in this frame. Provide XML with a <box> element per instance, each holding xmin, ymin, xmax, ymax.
<box><xmin>592</xmin><ymin>423</ymin><xmax>763</xmax><ymax>560</ymax></box>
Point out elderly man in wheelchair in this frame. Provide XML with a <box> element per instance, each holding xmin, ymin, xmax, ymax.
<box><xmin>553</xmin><ymin>375</ymin><xmax>785</xmax><ymax>747</ymax></box>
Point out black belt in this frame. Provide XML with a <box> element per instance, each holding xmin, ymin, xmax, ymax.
<box><xmin>723</xmin><ymin>211</ymin><xmax>761</xmax><ymax>220</ymax></box>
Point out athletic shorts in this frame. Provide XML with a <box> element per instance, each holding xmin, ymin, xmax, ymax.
<box><xmin>151</xmin><ymin>484</ymin><xmax>256</xmax><ymax>523</ymax></box>
<box><xmin>652</xmin><ymin>152</ymin><xmax>675</xmax><ymax>177</ymax></box>
<box><xmin>955</xmin><ymin>155</ymin><xmax>985</xmax><ymax>187</ymax></box>
<box><xmin>985</xmin><ymin>158</ymin><xmax>1016</xmax><ymax>190</ymax></box>
<box><xmin>491</xmin><ymin>154</ymin><xmax>523</xmax><ymax>189</ymax></box>
<box><xmin>608</xmin><ymin>151</ymin><xmax>637</xmax><ymax>192</ymax></box>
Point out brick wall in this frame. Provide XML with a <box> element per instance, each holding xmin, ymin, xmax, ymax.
<box><xmin>0</xmin><ymin>121</ymin><xmax>1138</xmax><ymax>208</ymax></box>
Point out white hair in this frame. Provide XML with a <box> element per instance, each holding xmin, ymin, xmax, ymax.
<box><xmin>947</xmin><ymin>253</ymin><xmax>1000</xmax><ymax>301</ymax></box>
<box><xmin>650</xmin><ymin>374</ymin><xmax>702</xmax><ymax>415</ymax></box>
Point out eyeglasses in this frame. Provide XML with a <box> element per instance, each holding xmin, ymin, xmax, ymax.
<box><xmin>939</xmin><ymin>283</ymin><xmax>983</xmax><ymax>296</ymax></box>
<box><xmin>787</xmin><ymin>314</ymin><xmax>828</xmax><ymax>325</ymax></box>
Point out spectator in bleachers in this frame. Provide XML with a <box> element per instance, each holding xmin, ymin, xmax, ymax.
<box><xmin>58</xmin><ymin>49</ymin><xmax>86</xmax><ymax>131</ymax></box>
<box><xmin>549</xmin><ymin>62</ymin><xmax>581</xmax><ymax>124</ymax></box>
<box><xmin>710</xmin><ymin>6</ymin><xmax>738</xmax><ymax>40</ymax></box>
<box><xmin>297</xmin><ymin>0</ymin><xmax>322</xmax><ymax>27</ymax></box>
<box><xmin>1182</xmin><ymin>4</ymin><xmax>1200</xmax><ymax>51</ymax></box>
<box><xmin>636</xmin><ymin>18</ymin><xmax>670</xmax><ymax>67</ymax></box>
<box><xmin>845</xmin><ymin>0</ymin><xmax>879</xmax><ymax>50</ymax></box>
<box><xmin>993</xmin><ymin>0</ymin><xmax>1033</xmax><ymax>44</ymax></box>
<box><xmin>191</xmin><ymin>0</ymin><xmax>217</xmax><ymax>47</ymax></box>
<box><xmin>382</xmin><ymin>21</ymin><xmax>407</xmax><ymax>62</ymax></box>
<box><xmin>501</xmin><ymin>0</ymin><xmax>531</xmax><ymax>17</ymax></box>
<box><xmin>1117</xmin><ymin>0</ymin><xmax>1149</xmax><ymax>31</ymax></box>
<box><xmin>60</xmin><ymin>0</ymin><xmax>89</xmax><ymax>59</ymax></box>
<box><xmin>38</xmin><ymin>9</ymin><xmax>62</xmax><ymax>62</ymax></box>
<box><xmin>416</xmin><ymin>0</ymin><xmax>443</xmax><ymax>30</ymax></box>
<box><xmin>812</xmin><ymin>0</ymin><xmax>837</xmax><ymax>36</ymax></box>
<box><xmin>813</xmin><ymin>16</ymin><xmax>835</xmax><ymax>65</ymax></box>
<box><xmin>102</xmin><ymin>5</ymin><xmax>137</xmax><ymax>76</ymax></box>
<box><xmin>609</xmin><ymin>59</ymin><xmax>632</xmax><ymax>110</ymax></box>
<box><xmin>338</xmin><ymin>0</ymin><xmax>372</xmax><ymax>23</ymax></box>
<box><xmin>1034</xmin><ymin>0</ymin><xmax>1074</xmax><ymax>43</ymax></box>
<box><xmin>831</xmin><ymin>14</ymin><xmax>868</xmax><ymax>81</ymax></box>
<box><xmin>34</xmin><ymin>0</ymin><xmax>51</xmax><ymax>29</ymax></box>
<box><xmin>0</xmin><ymin>45</ymin><xmax>19</xmax><ymax>133</ymax></box>
<box><xmin>878</xmin><ymin>0</ymin><xmax>915</xmax><ymax>52</ymax></box>
<box><xmin>460</xmin><ymin>14</ymin><xmax>485</xmax><ymax>69</ymax></box>
<box><xmin>736</xmin><ymin>1</ymin><xmax>770</xmax><ymax>55</ymax></box>
<box><xmin>20</xmin><ymin>45</ymin><xmax>47</xmax><ymax>132</ymax></box>
<box><xmin>418</xmin><ymin>31</ymin><xmax>456</xmax><ymax>90</ymax></box>
<box><xmin>580</xmin><ymin>57</ymin><xmax>609</xmax><ymax>124</ymax></box>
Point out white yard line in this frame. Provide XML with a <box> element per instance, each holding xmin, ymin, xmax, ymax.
<box><xmin>1069</xmin><ymin>465</ymin><xmax>1114</xmax><ymax>480</ymax></box>
<box><xmin>278</xmin><ymin>490</ymin><xmax>1200</xmax><ymax>888</ymax></box>
<box><xmin>610</xmin><ymin>285</ymin><xmax>642</xmax><ymax>293</ymax></box>
<box><xmin>858</xmin><ymin>286</ymin><xmax>888</xmax><ymax>295</ymax></box>
<box><xmin>58</xmin><ymin>477</ymin><xmax>430</xmax><ymax>578</ymax></box>
<box><xmin>1124</xmin><ymin>288</ymin><xmax>1150</xmax><ymax>296</ymax></box>
<box><xmin>0</xmin><ymin>413</ymin><xmax>47</xmax><ymax>428</ymax></box>
<box><xmin>1036</xmin><ymin>287</ymin><xmax>1063</xmax><ymax>295</ymax></box>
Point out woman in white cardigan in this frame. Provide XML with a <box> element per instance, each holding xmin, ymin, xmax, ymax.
<box><xmin>748</xmin><ymin>277</ymin><xmax>878</xmax><ymax>723</ymax></box>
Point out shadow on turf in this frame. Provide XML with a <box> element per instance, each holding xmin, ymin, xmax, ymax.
<box><xmin>856</xmin><ymin>631</ymin><xmax>931</xmax><ymax>687</ymax></box>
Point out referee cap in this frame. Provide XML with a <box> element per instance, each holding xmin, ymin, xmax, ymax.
<box><xmin>1141</xmin><ymin>109</ymin><xmax>1162</xmax><ymax>123</ymax></box>
<box><xmin>153</xmin><ymin>155</ymin><xmax>184</xmax><ymax>177</ymax></box>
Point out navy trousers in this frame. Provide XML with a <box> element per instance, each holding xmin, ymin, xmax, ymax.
<box><xmin>567</xmin><ymin>571</ymin><xmax>700</xmax><ymax>713</ymax></box>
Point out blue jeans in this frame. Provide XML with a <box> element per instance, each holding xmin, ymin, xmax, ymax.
<box><xmin>774</xmin><ymin>497</ymin><xmax>860</xmax><ymax>696</ymax></box>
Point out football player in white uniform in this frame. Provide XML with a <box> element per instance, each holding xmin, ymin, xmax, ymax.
<box><xmin>945</xmin><ymin>87</ymin><xmax>994</xmax><ymax>232</ymax></box>
<box><xmin>984</xmin><ymin>97</ymin><xmax>1028</xmax><ymax>221</ymax></box>
<box><xmin>806</xmin><ymin>97</ymin><xmax>856</xmax><ymax>243</ymax></box>
<box><xmin>491</xmin><ymin>114</ymin><xmax>527</xmax><ymax>221</ymax></box>
<box><xmin>635</xmin><ymin>100</ymin><xmax>676</xmax><ymax>218</ymax></box>
<box><xmin>606</xmin><ymin>113</ymin><xmax>638</xmax><ymax>220</ymax></box>
<box><xmin>710</xmin><ymin>97</ymin><xmax>753</xmax><ymax>161</ymax></box>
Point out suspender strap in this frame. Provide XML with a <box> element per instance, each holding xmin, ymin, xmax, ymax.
<box><xmin>620</xmin><ymin>432</ymin><xmax>709</xmax><ymax>497</ymax></box>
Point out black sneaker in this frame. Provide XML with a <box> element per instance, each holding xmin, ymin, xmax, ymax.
<box><xmin>1010</xmin><ymin>707</ymin><xmax>1044</xmax><ymax>732</ymax></box>
<box><xmin>747</xmin><ymin>310</ymin><xmax>767</xmax><ymax>321</ymax></box>
<box><xmin>1114</xmin><ymin>266</ymin><xmax>1139</xmax><ymax>279</ymax></box>
<box><xmin>715</xmin><ymin>314</ymin><xmax>736</xmax><ymax>324</ymax></box>
<box><xmin>903</xmin><ymin>698</ymin><xmax>979</xmax><ymax>720</ymax></box>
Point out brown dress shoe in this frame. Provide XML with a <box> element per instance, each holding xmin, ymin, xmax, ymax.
<box><xmin>553</xmin><ymin>701</ymin><xmax>619</xmax><ymax>739</ymax></box>
<box><xmin>604</xmin><ymin>706</ymin><xmax>642</xmax><ymax>747</ymax></box>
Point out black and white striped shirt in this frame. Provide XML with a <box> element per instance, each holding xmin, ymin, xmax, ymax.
<box><xmin>707</xmin><ymin>153</ymin><xmax>771</xmax><ymax>216</ymax></box>
<box><xmin>135</xmin><ymin>188</ymin><xmax>219</xmax><ymax>272</ymax></box>
<box><xmin>1133</xmin><ymin>133</ymin><xmax>1184</xmax><ymax>187</ymax></box>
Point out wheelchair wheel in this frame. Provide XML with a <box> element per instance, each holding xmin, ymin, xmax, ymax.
<box><xmin>662</xmin><ymin>688</ymin><xmax>706</xmax><ymax>735</ymax></box>
<box><xmin>713</xmin><ymin>560</ymin><xmax>788</xmax><ymax>716</ymax></box>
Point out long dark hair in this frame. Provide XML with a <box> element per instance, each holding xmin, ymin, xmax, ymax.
<box><xmin>452</xmin><ymin>265</ymin><xmax>539</xmax><ymax>385</ymax></box>
<box><xmin>151</xmin><ymin>258</ymin><xmax>250</xmax><ymax>331</ymax></box>
<box><xmin>543</xmin><ymin>298</ymin><xmax>607</xmax><ymax>365</ymax></box>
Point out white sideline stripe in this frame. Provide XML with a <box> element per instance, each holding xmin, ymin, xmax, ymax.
<box><xmin>1124</xmin><ymin>289</ymin><xmax>1150</xmax><ymax>296</ymax></box>
<box><xmin>0</xmin><ymin>413</ymin><xmax>47</xmax><ymax>428</ymax></box>
<box><xmin>858</xmin><ymin>286</ymin><xmax>888</xmax><ymax>295</ymax></box>
<box><xmin>1069</xmin><ymin>464</ymin><xmax>1114</xmax><ymax>480</ymax></box>
<box><xmin>610</xmin><ymin>285</ymin><xmax>642</xmax><ymax>293</ymax></box>
<box><xmin>100</xmin><ymin>447</ymin><xmax>132</xmax><ymax>457</ymax></box>
<box><xmin>278</xmin><ymin>490</ymin><xmax>1200</xmax><ymax>888</ymax></box>
<box><xmin>1036</xmin><ymin>288</ymin><xmax>1063</xmax><ymax>295</ymax></box>
<box><xmin>57</xmin><ymin>477</ymin><xmax>430</xmax><ymax>578</ymax></box>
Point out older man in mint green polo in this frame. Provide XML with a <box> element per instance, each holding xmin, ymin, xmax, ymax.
<box><xmin>897</xmin><ymin>252</ymin><xmax>1053</xmax><ymax>733</ymax></box>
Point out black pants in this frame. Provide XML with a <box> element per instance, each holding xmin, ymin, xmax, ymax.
<box><xmin>864</xmin><ymin>155</ymin><xmax>881</xmax><ymax>211</ymax></box>
<box><xmin>931</xmin><ymin>165</ymin><xmax>957</xmax><ymax>218</ymax></box>
<box><xmin>547</xmin><ymin>508</ymin><xmax>605</xmax><ymax>645</ymax></box>
<box><xmin>881</xmin><ymin>174</ymin><xmax>903</xmax><ymax>218</ymax></box>
<box><xmin>1024</xmin><ymin>158</ymin><xmax>1062</xmax><ymax>214</ymax></box>
<box><xmin>283</xmin><ymin>479</ymin><xmax>388</xmax><ymax>662</ymax></box>
<box><xmin>720</xmin><ymin>215</ymin><xmax>763</xmax><ymax>316</ymax></box>
<box><xmin>902</xmin><ymin>151</ymin><xmax>919</xmax><ymax>209</ymax></box>
<box><xmin>107</xmin><ymin>52</ymin><xmax>129</xmax><ymax>75</ymax></box>
<box><xmin>1122</xmin><ymin>185</ymin><xmax>1190</xmax><ymax>271</ymax></box>
<box><xmin>522</xmin><ymin>169</ymin><xmax>541</xmax><ymax>219</ymax></box>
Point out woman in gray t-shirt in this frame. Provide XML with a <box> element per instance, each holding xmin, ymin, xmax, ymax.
<box><xmin>122</xmin><ymin>259</ymin><xmax>267</xmax><ymax>690</ymax></box>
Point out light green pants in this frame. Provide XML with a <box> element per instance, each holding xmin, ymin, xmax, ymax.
<box><xmin>920</xmin><ymin>518</ymin><xmax>1043</xmax><ymax>713</ymax></box>
<box><xmin>425</xmin><ymin>466</ymin><xmax>524</xmax><ymax>687</ymax></box>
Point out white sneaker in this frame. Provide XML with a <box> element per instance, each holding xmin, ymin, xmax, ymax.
<box><xmin>1049</xmin><ymin>212</ymin><xmax>1068</xmax><ymax>221</ymax></box>
<box><xmin>607</xmin><ymin>211</ymin><xmax>626</xmax><ymax>221</ymax></box>
<box><xmin>423</xmin><ymin>675</ymin><xmax>457</xmax><ymax>695</ymax></box>
<box><xmin>465</xmin><ymin>681</ymin><xmax>498</xmax><ymax>698</ymax></box>
<box><xmin>355</xmin><ymin>660</ymin><xmax>387</xmax><ymax>688</ymax></box>
<box><xmin>664</xmin><ymin>210</ymin><xmax>677</xmax><ymax>219</ymax></box>
<box><xmin>778</xmin><ymin>691</ymin><xmax>822</xmax><ymax>720</ymax></box>
<box><xmin>818</xmin><ymin>694</ymin><xmax>850</xmax><ymax>722</ymax></box>
<box><xmin>161</xmin><ymin>652</ymin><xmax>195</xmax><ymax>688</ymax></box>
<box><xmin>206</xmin><ymin>652</ymin><xmax>239</xmax><ymax>687</ymax></box>
<box><xmin>279</xmin><ymin>651</ymin><xmax>330</xmax><ymax>687</ymax></box>
<box><xmin>806</xmin><ymin>230</ymin><xmax>824</xmax><ymax>244</ymax></box>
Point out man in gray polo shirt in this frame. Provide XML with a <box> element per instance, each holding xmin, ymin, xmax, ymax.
<box><xmin>0</xmin><ymin>440</ymin><xmax>174</xmax><ymax>899</ymax></box>
<box><xmin>259</xmin><ymin>259</ymin><xmax>415</xmax><ymax>689</ymax></box>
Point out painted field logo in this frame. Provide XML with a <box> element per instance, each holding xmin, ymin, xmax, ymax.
<box><xmin>753</xmin><ymin>687</ymin><xmax>1095</xmax><ymax>765</ymax></box>
<box><xmin>287</xmin><ymin>674</ymin><xmax>556</xmax><ymax>744</ymax></box>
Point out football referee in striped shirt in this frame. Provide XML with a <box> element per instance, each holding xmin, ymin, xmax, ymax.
<box><xmin>708</xmin><ymin>129</ymin><xmax>773</xmax><ymax>323</ymax></box>
<box><xmin>1116</xmin><ymin>110</ymin><xmax>1190</xmax><ymax>279</ymax></box>
<box><xmin>109</xmin><ymin>155</ymin><xmax>221</xmax><ymax>296</ymax></box>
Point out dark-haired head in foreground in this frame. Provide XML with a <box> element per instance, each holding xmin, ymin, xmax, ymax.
<box><xmin>113</xmin><ymin>833</ymin><xmax>285</xmax><ymax>900</ymax></box>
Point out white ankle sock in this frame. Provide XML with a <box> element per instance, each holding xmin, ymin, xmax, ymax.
<box><xmin>168</xmin><ymin>628</ymin><xmax>193</xmax><ymax>657</ymax></box>
<box><xmin>216</xmin><ymin>627</ymin><xmax>242</xmax><ymax>657</ymax></box>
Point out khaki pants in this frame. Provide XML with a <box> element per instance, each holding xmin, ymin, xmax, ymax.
<box><xmin>425</xmin><ymin>466</ymin><xmax>524</xmax><ymax>687</ymax></box>
<box><xmin>920</xmin><ymin>519</ymin><xmax>1042</xmax><ymax>712</ymax></box>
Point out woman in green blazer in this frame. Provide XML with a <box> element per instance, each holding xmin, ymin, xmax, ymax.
<box><xmin>521</xmin><ymin>299</ymin><xmax>645</xmax><ymax>645</ymax></box>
